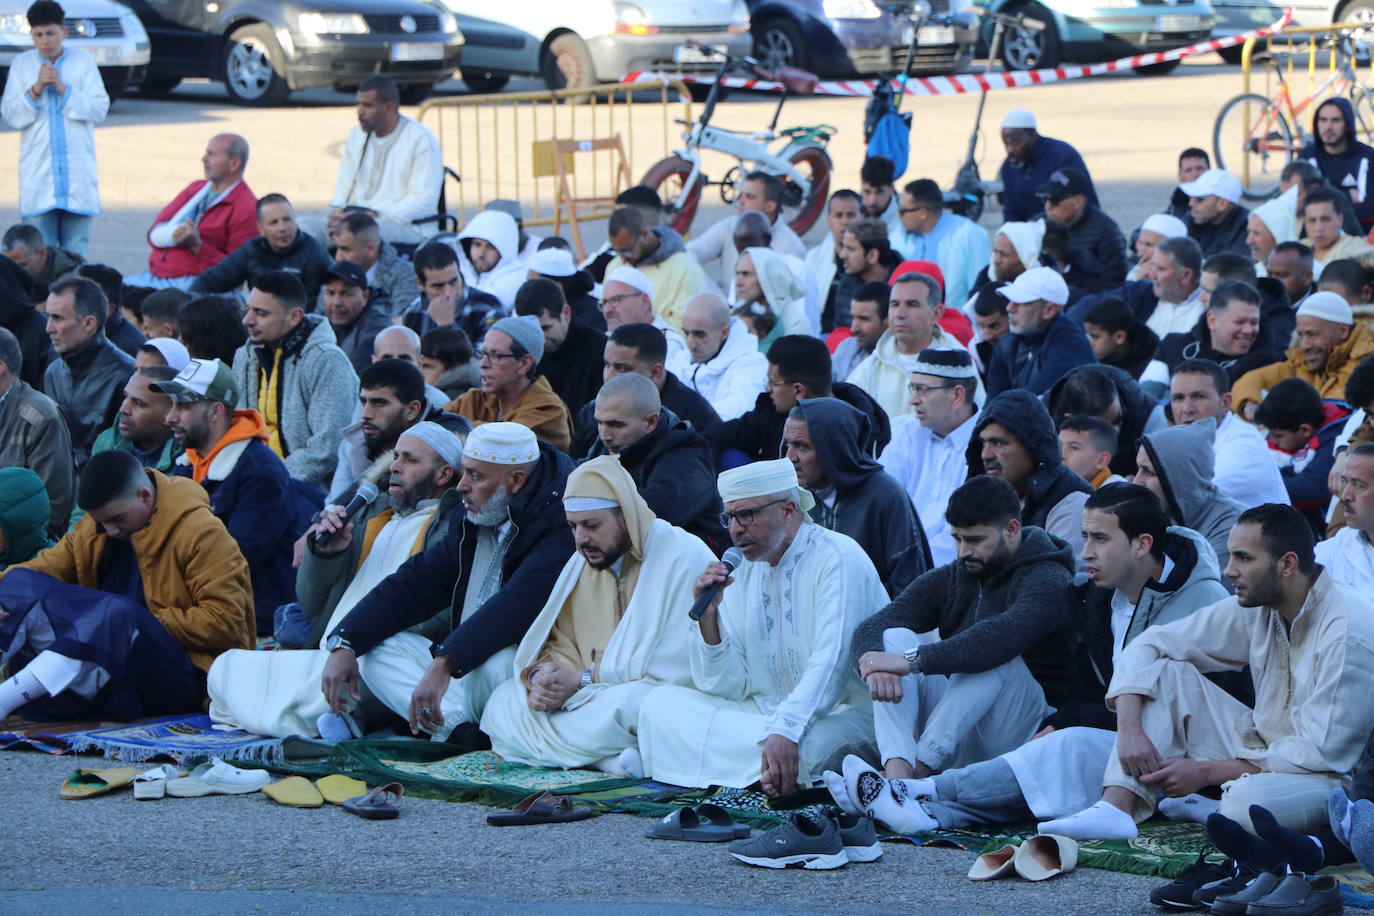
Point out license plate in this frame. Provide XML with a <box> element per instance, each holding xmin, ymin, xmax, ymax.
<box><xmin>94</xmin><ymin>46</ymin><xmax>124</xmax><ymax>64</ymax></box>
<box><xmin>390</xmin><ymin>42</ymin><xmax>444</xmax><ymax>62</ymax></box>
<box><xmin>1156</xmin><ymin>14</ymin><xmax>1201</xmax><ymax>31</ymax></box>
<box><xmin>672</xmin><ymin>45</ymin><xmax>712</xmax><ymax>64</ymax></box>
<box><xmin>918</xmin><ymin>26</ymin><xmax>955</xmax><ymax>44</ymax></box>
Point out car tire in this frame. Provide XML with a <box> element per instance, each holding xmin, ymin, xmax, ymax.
<box><xmin>1001</xmin><ymin>2</ymin><xmax>1061</xmax><ymax>71</ymax></box>
<box><xmin>462</xmin><ymin>70</ymin><xmax>510</xmax><ymax>93</ymax></box>
<box><xmin>1134</xmin><ymin>59</ymin><xmax>1181</xmax><ymax>76</ymax></box>
<box><xmin>1217</xmin><ymin>45</ymin><xmax>1245</xmax><ymax>65</ymax></box>
<box><xmin>541</xmin><ymin>32</ymin><xmax>595</xmax><ymax>91</ymax></box>
<box><xmin>753</xmin><ymin>17</ymin><xmax>808</xmax><ymax>73</ymax></box>
<box><xmin>398</xmin><ymin>82</ymin><xmax>436</xmax><ymax>105</ymax></box>
<box><xmin>222</xmin><ymin>23</ymin><xmax>291</xmax><ymax>106</ymax></box>
<box><xmin>138</xmin><ymin>75</ymin><xmax>182</xmax><ymax>96</ymax></box>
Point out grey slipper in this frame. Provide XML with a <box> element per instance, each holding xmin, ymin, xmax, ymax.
<box><xmin>695</xmin><ymin>803</ymin><xmax>749</xmax><ymax>839</ymax></box>
<box><xmin>644</xmin><ymin>806</ymin><xmax>736</xmax><ymax>842</ymax></box>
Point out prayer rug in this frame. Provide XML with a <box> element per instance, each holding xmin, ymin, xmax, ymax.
<box><xmin>64</xmin><ymin>713</ymin><xmax>285</xmax><ymax>763</ymax></box>
<box><xmin>0</xmin><ymin>716</ymin><xmax>113</xmax><ymax>754</ymax></box>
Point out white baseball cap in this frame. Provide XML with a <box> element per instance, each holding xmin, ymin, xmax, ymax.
<box><xmin>997</xmin><ymin>266</ymin><xmax>1069</xmax><ymax>306</ymax></box>
<box><xmin>1179</xmin><ymin>168</ymin><xmax>1243</xmax><ymax>205</ymax></box>
<box><xmin>527</xmin><ymin>248</ymin><xmax>577</xmax><ymax>278</ymax></box>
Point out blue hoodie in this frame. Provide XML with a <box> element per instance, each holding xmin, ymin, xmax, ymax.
<box><xmin>1302</xmin><ymin>97</ymin><xmax>1374</xmax><ymax>231</ymax></box>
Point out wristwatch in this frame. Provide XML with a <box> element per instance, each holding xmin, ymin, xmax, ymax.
<box><xmin>580</xmin><ymin>669</ymin><xmax>593</xmax><ymax>689</ymax></box>
<box><xmin>902</xmin><ymin>646</ymin><xmax>921</xmax><ymax>674</ymax></box>
<box><xmin>326</xmin><ymin>634</ymin><xmax>355</xmax><ymax>655</ymax></box>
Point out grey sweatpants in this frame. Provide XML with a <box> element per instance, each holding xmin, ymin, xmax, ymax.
<box><xmin>926</xmin><ymin>757</ymin><xmax>1034</xmax><ymax>829</ymax></box>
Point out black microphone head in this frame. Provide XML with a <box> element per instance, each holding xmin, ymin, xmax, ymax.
<box><xmin>721</xmin><ymin>546</ymin><xmax>744</xmax><ymax>570</ymax></box>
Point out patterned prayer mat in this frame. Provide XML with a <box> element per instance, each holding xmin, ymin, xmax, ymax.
<box><xmin>0</xmin><ymin>716</ymin><xmax>115</xmax><ymax>754</ymax></box>
<box><xmin>63</xmin><ymin>713</ymin><xmax>285</xmax><ymax>764</ymax></box>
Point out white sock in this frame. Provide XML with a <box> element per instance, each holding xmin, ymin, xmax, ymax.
<box><xmin>857</xmin><ymin>771</ymin><xmax>938</xmax><ymax>833</ymax></box>
<box><xmin>1158</xmin><ymin>793</ymin><xmax>1221</xmax><ymax>824</ymax></box>
<box><xmin>1038</xmin><ymin>800</ymin><xmax>1139</xmax><ymax>841</ymax></box>
<box><xmin>0</xmin><ymin>668</ymin><xmax>48</xmax><ymax>718</ymax></box>
<box><xmin>822</xmin><ymin>769</ymin><xmax>861</xmax><ymax>815</ymax></box>
<box><xmin>616</xmin><ymin>747</ymin><xmax>644</xmax><ymax>779</ymax></box>
<box><xmin>315</xmin><ymin>712</ymin><xmax>352</xmax><ymax>743</ymax></box>
<box><xmin>894</xmin><ymin>777</ymin><xmax>938</xmax><ymax>802</ymax></box>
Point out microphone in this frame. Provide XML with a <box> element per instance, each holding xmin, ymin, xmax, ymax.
<box><xmin>310</xmin><ymin>449</ymin><xmax>395</xmax><ymax>550</ymax></box>
<box><xmin>688</xmin><ymin>547</ymin><xmax>745</xmax><ymax>621</ymax></box>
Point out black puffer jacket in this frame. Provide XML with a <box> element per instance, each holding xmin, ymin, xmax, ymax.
<box><xmin>1186</xmin><ymin>203</ymin><xmax>1251</xmax><ymax>258</ymax></box>
<box><xmin>191</xmin><ymin>231</ymin><xmax>334</xmax><ymax>301</ymax></box>
<box><xmin>329</xmin><ymin>442</ymin><xmax>575</xmax><ymax>676</ymax></box>
<box><xmin>1052</xmin><ymin>206</ymin><xmax>1127</xmax><ymax>294</ymax></box>
<box><xmin>583</xmin><ymin>407</ymin><xmax>728</xmax><ymax>554</ymax></box>
<box><xmin>0</xmin><ymin>255</ymin><xmax>52</xmax><ymax>389</ymax></box>
<box><xmin>42</xmin><ymin>333</ymin><xmax>135</xmax><ymax>465</ymax></box>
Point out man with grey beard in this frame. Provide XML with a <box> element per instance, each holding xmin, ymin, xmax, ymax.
<box><xmin>208</xmin><ymin>420</ymin><xmax>471</xmax><ymax>738</ymax></box>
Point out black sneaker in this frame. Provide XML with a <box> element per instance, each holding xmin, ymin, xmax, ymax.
<box><xmin>1190</xmin><ymin>862</ymin><xmax>1263</xmax><ymax>910</ymax></box>
<box><xmin>1149</xmin><ymin>852</ymin><xmax>1234</xmax><ymax>909</ymax></box>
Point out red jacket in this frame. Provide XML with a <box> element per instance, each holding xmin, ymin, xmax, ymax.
<box><xmin>146</xmin><ymin>179</ymin><xmax>259</xmax><ymax>279</ymax></box>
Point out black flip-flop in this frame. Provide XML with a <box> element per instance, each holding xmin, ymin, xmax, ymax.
<box><xmin>487</xmin><ymin>790</ymin><xmax>594</xmax><ymax>826</ymax></box>
<box><xmin>342</xmin><ymin>782</ymin><xmax>403</xmax><ymax>820</ymax></box>
<box><xmin>644</xmin><ymin>805</ymin><xmax>737</xmax><ymax>842</ymax></box>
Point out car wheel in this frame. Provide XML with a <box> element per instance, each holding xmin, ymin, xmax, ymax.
<box><xmin>1133</xmin><ymin>59</ymin><xmax>1181</xmax><ymax>76</ymax></box>
<box><xmin>222</xmin><ymin>23</ymin><xmax>291</xmax><ymax>106</ymax></box>
<box><xmin>1217</xmin><ymin>45</ymin><xmax>1245</xmax><ymax>65</ymax></box>
<box><xmin>138</xmin><ymin>75</ymin><xmax>181</xmax><ymax>95</ymax></box>
<box><xmin>753</xmin><ymin>17</ymin><xmax>807</xmax><ymax>73</ymax></box>
<box><xmin>398</xmin><ymin>82</ymin><xmax>436</xmax><ymax>105</ymax></box>
<box><xmin>462</xmin><ymin>70</ymin><xmax>510</xmax><ymax>93</ymax></box>
<box><xmin>1001</xmin><ymin>2</ymin><xmax>1060</xmax><ymax>71</ymax></box>
<box><xmin>541</xmin><ymin>32</ymin><xmax>595</xmax><ymax>91</ymax></box>
<box><xmin>1343</xmin><ymin>0</ymin><xmax>1374</xmax><ymax>44</ymax></box>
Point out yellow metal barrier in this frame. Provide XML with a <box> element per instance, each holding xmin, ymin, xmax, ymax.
<box><xmin>417</xmin><ymin>81</ymin><xmax>693</xmax><ymax>248</ymax></box>
<box><xmin>1240</xmin><ymin>21</ymin><xmax>1374</xmax><ymax>123</ymax></box>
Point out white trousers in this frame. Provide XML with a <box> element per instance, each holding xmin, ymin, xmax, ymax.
<box><xmin>207</xmin><ymin>632</ymin><xmax>513</xmax><ymax>741</ymax></box>
<box><xmin>481</xmin><ymin>678</ymin><xmax>656</xmax><ymax>769</ymax></box>
<box><xmin>1104</xmin><ymin>659</ymin><xmax>1342</xmax><ymax>833</ymax></box>
<box><xmin>874</xmin><ymin>627</ymin><xmax>1052</xmax><ymax>772</ymax></box>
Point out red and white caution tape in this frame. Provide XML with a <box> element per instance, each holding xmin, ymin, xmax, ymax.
<box><xmin>625</xmin><ymin>8</ymin><xmax>1294</xmax><ymax>98</ymax></box>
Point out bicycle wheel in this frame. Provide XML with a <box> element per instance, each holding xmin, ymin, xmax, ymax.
<box><xmin>641</xmin><ymin>155</ymin><xmax>704</xmax><ymax>237</ymax></box>
<box><xmin>1352</xmin><ymin>86</ymin><xmax>1374</xmax><ymax>146</ymax></box>
<box><xmin>781</xmin><ymin>145</ymin><xmax>832</xmax><ymax>236</ymax></box>
<box><xmin>1213</xmin><ymin>92</ymin><xmax>1294</xmax><ymax>200</ymax></box>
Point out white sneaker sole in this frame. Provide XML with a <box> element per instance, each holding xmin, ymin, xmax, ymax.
<box><xmin>844</xmin><ymin>842</ymin><xmax>883</xmax><ymax>863</ymax></box>
<box><xmin>729</xmin><ymin>851</ymin><xmax>849</xmax><ymax>870</ymax></box>
<box><xmin>166</xmin><ymin>781</ymin><xmax>268</xmax><ymax>797</ymax></box>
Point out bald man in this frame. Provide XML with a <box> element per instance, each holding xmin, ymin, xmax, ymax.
<box><xmin>668</xmin><ymin>293</ymin><xmax>768</xmax><ymax>421</ymax></box>
<box><xmin>373</xmin><ymin>325</ymin><xmax>449</xmax><ymax>410</ymax></box>
<box><xmin>129</xmin><ymin>133</ymin><xmax>259</xmax><ymax>290</ymax></box>
<box><xmin>587</xmin><ymin>373</ymin><xmax>727</xmax><ymax>552</ymax></box>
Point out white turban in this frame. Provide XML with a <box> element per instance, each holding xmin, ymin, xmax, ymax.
<box><xmin>605</xmin><ymin>265</ymin><xmax>655</xmax><ymax>298</ymax></box>
<box><xmin>1252</xmin><ymin>185</ymin><xmax>1299</xmax><ymax>248</ymax></box>
<box><xmin>717</xmin><ymin>459</ymin><xmax>815</xmax><ymax>514</ymax></box>
<box><xmin>1139</xmin><ymin>213</ymin><xmax>1188</xmax><ymax>240</ymax></box>
<box><xmin>465</xmin><ymin>421</ymin><xmax>539</xmax><ymax>465</ymax></box>
<box><xmin>398</xmin><ymin>421</ymin><xmax>464</xmax><ymax>468</ymax></box>
<box><xmin>990</xmin><ymin>221</ymin><xmax>1046</xmax><ymax>281</ymax></box>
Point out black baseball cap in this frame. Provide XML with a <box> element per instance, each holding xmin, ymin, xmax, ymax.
<box><xmin>322</xmin><ymin>260</ymin><xmax>367</xmax><ymax>288</ymax></box>
<box><xmin>1036</xmin><ymin>167</ymin><xmax>1091</xmax><ymax>202</ymax></box>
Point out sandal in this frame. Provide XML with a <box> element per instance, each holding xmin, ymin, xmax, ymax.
<box><xmin>644</xmin><ymin>805</ymin><xmax>737</xmax><ymax>842</ymax></box>
<box><xmin>60</xmin><ymin>767</ymin><xmax>139</xmax><ymax>800</ymax></box>
<box><xmin>486</xmin><ymin>790</ymin><xmax>593</xmax><ymax>826</ymax></box>
<box><xmin>343</xmin><ymin>782</ymin><xmax>404</xmax><ymax>820</ymax></box>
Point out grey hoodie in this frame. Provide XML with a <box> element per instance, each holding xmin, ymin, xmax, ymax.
<box><xmin>1139</xmin><ymin>417</ymin><xmax>1245</xmax><ymax>576</ymax></box>
<box><xmin>795</xmin><ymin>397</ymin><xmax>931</xmax><ymax>597</ymax></box>
<box><xmin>638</xmin><ymin>226</ymin><xmax>689</xmax><ymax>267</ymax></box>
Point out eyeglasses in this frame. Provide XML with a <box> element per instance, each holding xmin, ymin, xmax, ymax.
<box><xmin>897</xmin><ymin>206</ymin><xmax>924</xmax><ymax>215</ymax></box>
<box><xmin>475</xmin><ymin>347</ymin><xmax>519</xmax><ymax>362</ymax></box>
<box><xmin>598</xmin><ymin>293</ymin><xmax>643</xmax><ymax>311</ymax></box>
<box><xmin>719</xmin><ymin>498</ymin><xmax>785</xmax><ymax>529</ymax></box>
<box><xmin>907</xmin><ymin>382</ymin><xmax>958</xmax><ymax>396</ymax></box>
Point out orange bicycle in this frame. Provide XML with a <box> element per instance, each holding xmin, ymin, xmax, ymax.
<box><xmin>1212</xmin><ymin>34</ymin><xmax>1374</xmax><ymax>199</ymax></box>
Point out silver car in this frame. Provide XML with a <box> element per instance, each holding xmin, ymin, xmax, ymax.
<box><xmin>0</xmin><ymin>0</ymin><xmax>149</xmax><ymax>98</ymax></box>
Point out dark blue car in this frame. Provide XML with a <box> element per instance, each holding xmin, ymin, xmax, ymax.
<box><xmin>745</xmin><ymin>0</ymin><xmax>975</xmax><ymax>77</ymax></box>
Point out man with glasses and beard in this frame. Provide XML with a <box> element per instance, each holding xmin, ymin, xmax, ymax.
<box><xmin>842</xmin><ymin>475</ymin><xmax>1077</xmax><ymax>785</ymax></box>
<box><xmin>636</xmin><ymin>459</ymin><xmax>888</xmax><ymax>798</ymax></box>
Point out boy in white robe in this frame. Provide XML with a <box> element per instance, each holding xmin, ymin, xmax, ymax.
<box><xmin>480</xmin><ymin>456</ymin><xmax>713</xmax><ymax>773</ymax></box>
<box><xmin>637</xmin><ymin>459</ymin><xmax>886</xmax><ymax>796</ymax></box>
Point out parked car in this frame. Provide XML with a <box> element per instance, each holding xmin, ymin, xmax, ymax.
<box><xmin>0</xmin><ymin>0</ymin><xmax>149</xmax><ymax>98</ymax></box>
<box><xmin>977</xmin><ymin>0</ymin><xmax>1216</xmax><ymax>71</ymax></box>
<box><xmin>744</xmin><ymin>0</ymin><xmax>976</xmax><ymax>77</ymax></box>
<box><xmin>121</xmin><ymin>0</ymin><xmax>464</xmax><ymax>105</ymax></box>
<box><xmin>1209</xmin><ymin>0</ymin><xmax>1344</xmax><ymax>63</ymax></box>
<box><xmin>435</xmin><ymin>0</ymin><xmax>753</xmax><ymax>91</ymax></box>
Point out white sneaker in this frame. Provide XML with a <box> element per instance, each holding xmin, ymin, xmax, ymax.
<box><xmin>166</xmin><ymin>758</ymin><xmax>273</xmax><ymax>797</ymax></box>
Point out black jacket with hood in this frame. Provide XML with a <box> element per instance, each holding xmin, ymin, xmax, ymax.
<box><xmin>329</xmin><ymin>442</ymin><xmax>575</xmax><ymax>675</ymax></box>
<box><xmin>795</xmin><ymin>397</ymin><xmax>931</xmax><ymax>597</ymax></box>
<box><xmin>966</xmin><ymin>389</ymin><xmax>1093</xmax><ymax>531</ymax></box>
<box><xmin>852</xmin><ymin>525</ymin><xmax>1078</xmax><ymax>708</ymax></box>
<box><xmin>571</xmin><ymin>371</ymin><xmax>720</xmax><ymax>458</ymax></box>
<box><xmin>0</xmin><ymin>256</ymin><xmax>52</xmax><ymax>389</ymax></box>
<box><xmin>1139</xmin><ymin>418</ymin><xmax>1244</xmax><ymax>577</ymax></box>
<box><xmin>703</xmin><ymin>381</ymin><xmax>891</xmax><ymax>464</ymax></box>
<box><xmin>1044</xmin><ymin>364</ymin><xmax>1165</xmax><ymax>478</ymax></box>
<box><xmin>1302</xmin><ymin>97</ymin><xmax>1374</xmax><ymax>231</ymax></box>
<box><xmin>583</xmin><ymin>407</ymin><xmax>728</xmax><ymax>555</ymax></box>
<box><xmin>1153</xmin><ymin>312</ymin><xmax>1283</xmax><ymax>385</ymax></box>
<box><xmin>1186</xmin><ymin>203</ymin><xmax>1252</xmax><ymax>259</ymax></box>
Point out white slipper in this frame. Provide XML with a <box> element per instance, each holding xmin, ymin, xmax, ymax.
<box><xmin>1013</xmin><ymin>834</ymin><xmax>1079</xmax><ymax>881</ymax></box>
<box><xmin>968</xmin><ymin>843</ymin><xmax>1018</xmax><ymax>881</ymax></box>
<box><xmin>166</xmin><ymin>758</ymin><xmax>272</xmax><ymax>797</ymax></box>
<box><xmin>133</xmin><ymin>764</ymin><xmax>184</xmax><ymax>800</ymax></box>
